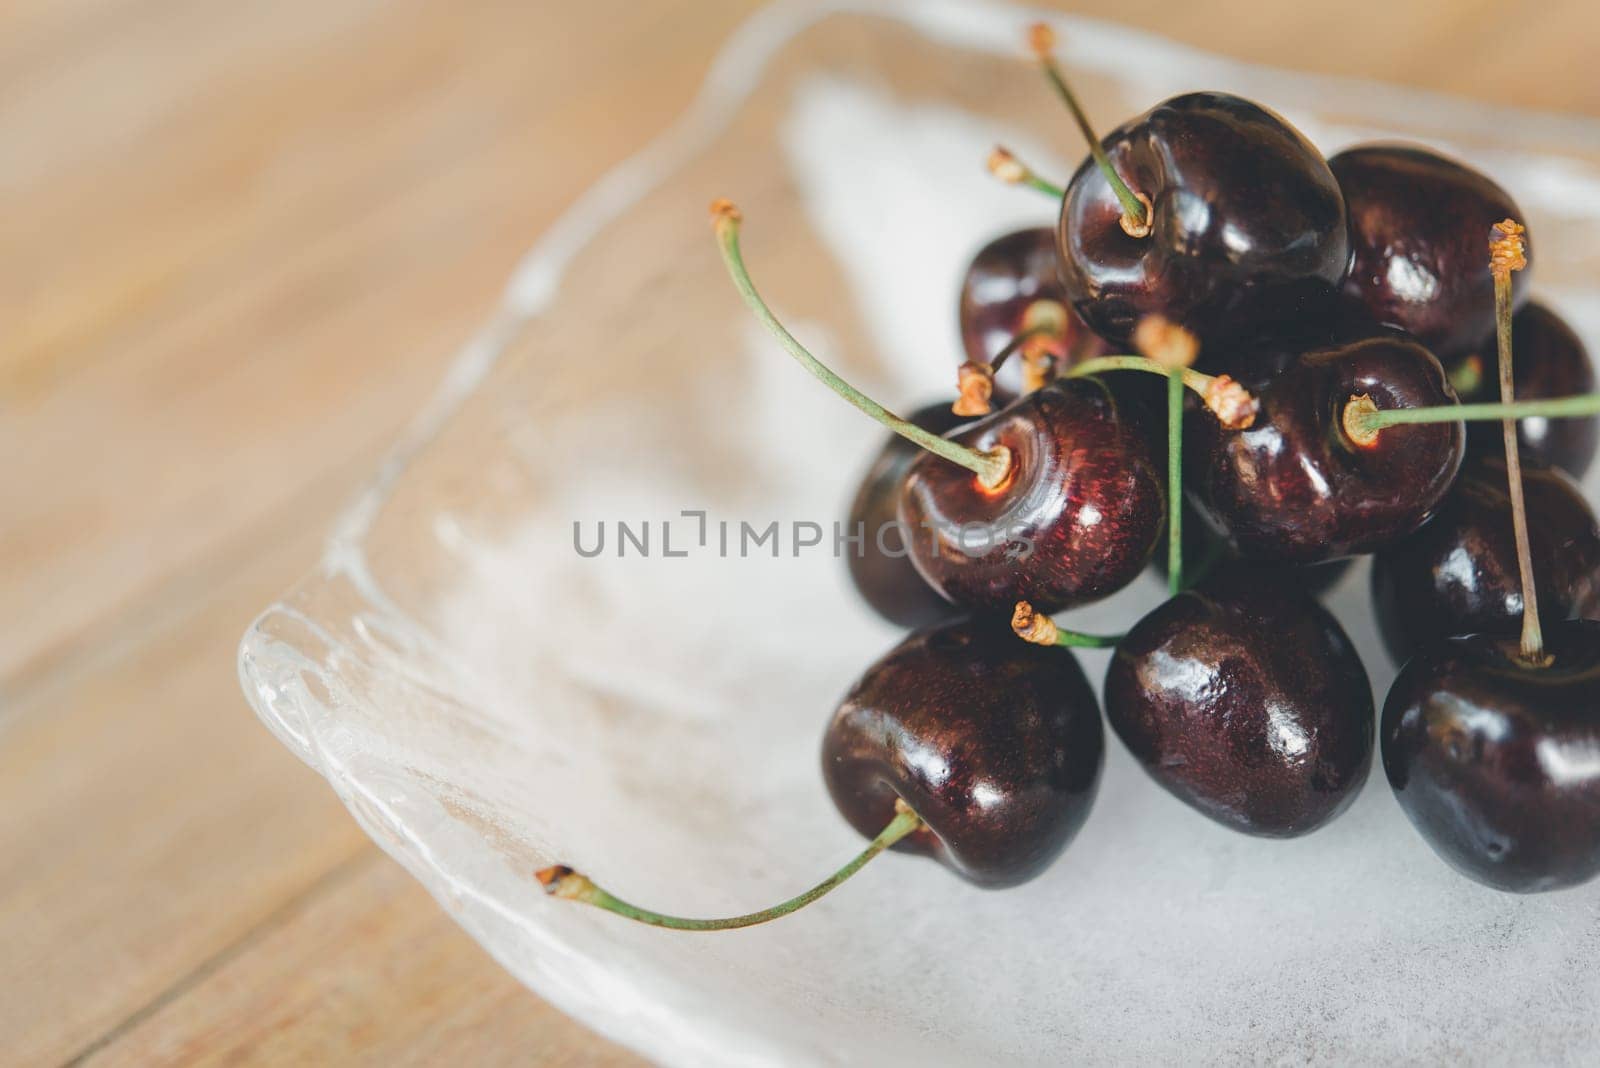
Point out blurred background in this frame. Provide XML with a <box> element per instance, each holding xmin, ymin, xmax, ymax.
<box><xmin>4</xmin><ymin>1</ymin><xmax>1599</xmax><ymax>1063</ymax></box>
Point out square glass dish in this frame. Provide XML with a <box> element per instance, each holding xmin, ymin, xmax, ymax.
<box><xmin>240</xmin><ymin>2</ymin><xmax>1600</xmax><ymax>1063</ymax></box>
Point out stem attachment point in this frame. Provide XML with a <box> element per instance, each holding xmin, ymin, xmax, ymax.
<box><xmin>1342</xmin><ymin>393</ymin><xmax>1382</xmax><ymax>447</ymax></box>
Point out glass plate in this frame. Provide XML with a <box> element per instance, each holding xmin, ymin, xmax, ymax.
<box><xmin>239</xmin><ymin>2</ymin><xmax>1600</xmax><ymax>1063</ymax></box>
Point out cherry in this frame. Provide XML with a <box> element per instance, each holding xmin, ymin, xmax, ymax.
<box><xmin>823</xmin><ymin>616</ymin><xmax>1104</xmax><ymax>887</ymax></box>
<box><xmin>1381</xmin><ymin>621</ymin><xmax>1600</xmax><ymax>892</ymax></box>
<box><xmin>534</xmin><ymin>615</ymin><xmax>1104</xmax><ymax>929</ymax></box>
<box><xmin>845</xmin><ymin>401</ymin><xmax>965</xmax><ymax>628</ymax></box>
<box><xmin>1102</xmin><ymin>576</ymin><xmax>1374</xmax><ymax>836</ymax></box>
<box><xmin>1371</xmin><ymin>456</ymin><xmax>1600</xmax><ymax>665</ymax></box>
<box><xmin>900</xmin><ymin>377</ymin><xmax>1164</xmax><ymax>614</ymax></box>
<box><xmin>1054</xmin><ymin>91</ymin><xmax>1349</xmax><ymax>349</ymax></box>
<box><xmin>1454</xmin><ymin>301</ymin><xmax>1597</xmax><ymax>479</ymax></box>
<box><xmin>1378</xmin><ymin>218</ymin><xmax>1600</xmax><ymax>893</ymax></box>
<box><xmin>1186</xmin><ymin>328</ymin><xmax>1464</xmax><ymax>563</ymax></box>
<box><xmin>710</xmin><ymin>199</ymin><xmax>1178</xmax><ymax>617</ymax></box>
<box><xmin>1331</xmin><ymin>144</ymin><xmax>1530</xmax><ymax>362</ymax></box>
<box><xmin>957</xmin><ymin>226</ymin><xmax>1109</xmax><ymax>404</ymax></box>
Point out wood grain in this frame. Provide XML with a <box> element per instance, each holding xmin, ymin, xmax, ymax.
<box><xmin>4</xmin><ymin>1</ymin><xmax>1599</xmax><ymax>1064</ymax></box>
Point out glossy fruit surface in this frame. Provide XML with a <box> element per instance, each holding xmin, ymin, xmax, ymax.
<box><xmin>958</xmin><ymin>227</ymin><xmax>1109</xmax><ymax>401</ymax></box>
<box><xmin>1153</xmin><ymin>499</ymin><xmax>1351</xmax><ymax>597</ymax></box>
<box><xmin>845</xmin><ymin>402</ymin><xmax>964</xmax><ymax>628</ymax></box>
<box><xmin>1371</xmin><ymin>457</ymin><xmax>1600</xmax><ymax>664</ymax></box>
<box><xmin>821</xmin><ymin>616</ymin><xmax>1104</xmax><ymax>887</ymax></box>
<box><xmin>1186</xmin><ymin>330</ymin><xmax>1464</xmax><ymax>563</ymax></box>
<box><xmin>1332</xmin><ymin>144</ymin><xmax>1530</xmax><ymax>361</ymax></box>
<box><xmin>1458</xmin><ymin>301</ymin><xmax>1597</xmax><ymax>479</ymax></box>
<box><xmin>1382</xmin><ymin>621</ymin><xmax>1600</xmax><ymax>893</ymax></box>
<box><xmin>899</xmin><ymin>379</ymin><xmax>1164</xmax><ymax>613</ymax></box>
<box><xmin>1104</xmin><ymin>578</ymin><xmax>1374</xmax><ymax>836</ymax></box>
<box><xmin>1058</xmin><ymin>92</ymin><xmax>1348</xmax><ymax>349</ymax></box>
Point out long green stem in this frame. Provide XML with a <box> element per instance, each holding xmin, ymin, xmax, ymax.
<box><xmin>1028</xmin><ymin>24</ymin><xmax>1149</xmax><ymax>232</ymax></box>
<box><xmin>1167</xmin><ymin>366</ymin><xmax>1184</xmax><ymax>595</ymax></box>
<box><xmin>1491</xmin><ymin>222</ymin><xmax>1544</xmax><ymax>666</ymax></box>
<box><xmin>712</xmin><ymin>202</ymin><xmax>1010</xmax><ymax>488</ymax></box>
<box><xmin>535</xmin><ymin>803</ymin><xmax>922</xmax><ymax>931</ymax></box>
<box><xmin>1346</xmin><ymin>392</ymin><xmax>1600</xmax><ymax>435</ymax></box>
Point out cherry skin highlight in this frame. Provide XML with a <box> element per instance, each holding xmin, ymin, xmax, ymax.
<box><xmin>1104</xmin><ymin>576</ymin><xmax>1375</xmax><ymax>837</ymax></box>
<box><xmin>1371</xmin><ymin>456</ymin><xmax>1600</xmax><ymax>665</ymax></box>
<box><xmin>1332</xmin><ymin>144</ymin><xmax>1530</xmax><ymax>362</ymax></box>
<box><xmin>845</xmin><ymin>402</ymin><xmax>965</xmax><ymax>628</ymax></box>
<box><xmin>899</xmin><ymin>379</ymin><xmax>1165</xmax><ymax>614</ymax></box>
<box><xmin>958</xmin><ymin>227</ymin><xmax>1109</xmax><ymax>402</ymax></box>
<box><xmin>821</xmin><ymin>616</ymin><xmax>1104</xmax><ymax>888</ymax></box>
<box><xmin>1457</xmin><ymin>301</ymin><xmax>1598</xmax><ymax>479</ymax></box>
<box><xmin>1382</xmin><ymin>620</ymin><xmax>1600</xmax><ymax>893</ymax></box>
<box><xmin>1057</xmin><ymin>92</ymin><xmax>1349</xmax><ymax>350</ymax></box>
<box><xmin>1186</xmin><ymin>329</ymin><xmax>1464</xmax><ymax>563</ymax></box>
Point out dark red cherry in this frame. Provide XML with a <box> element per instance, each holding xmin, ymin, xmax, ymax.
<box><xmin>1456</xmin><ymin>301</ymin><xmax>1597</xmax><ymax>479</ymax></box>
<box><xmin>845</xmin><ymin>402</ymin><xmax>965</xmax><ymax>628</ymax></box>
<box><xmin>1104</xmin><ymin>577</ymin><xmax>1374</xmax><ymax>836</ymax></box>
<box><xmin>1332</xmin><ymin>144</ymin><xmax>1530</xmax><ymax>362</ymax></box>
<box><xmin>821</xmin><ymin>616</ymin><xmax>1104</xmax><ymax>887</ymax></box>
<box><xmin>899</xmin><ymin>379</ymin><xmax>1164</xmax><ymax>614</ymax></box>
<box><xmin>958</xmin><ymin>227</ymin><xmax>1110</xmax><ymax>402</ymax></box>
<box><xmin>1186</xmin><ymin>330</ymin><xmax>1465</xmax><ymax>563</ymax></box>
<box><xmin>1371</xmin><ymin>457</ymin><xmax>1600</xmax><ymax>665</ymax></box>
<box><xmin>1057</xmin><ymin>92</ymin><xmax>1348</xmax><ymax>350</ymax></box>
<box><xmin>1382</xmin><ymin>620</ymin><xmax>1600</xmax><ymax>892</ymax></box>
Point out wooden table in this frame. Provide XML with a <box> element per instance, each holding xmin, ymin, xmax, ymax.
<box><xmin>5</xmin><ymin>2</ymin><xmax>1598</xmax><ymax>1063</ymax></box>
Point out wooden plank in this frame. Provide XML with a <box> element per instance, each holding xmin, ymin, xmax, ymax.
<box><xmin>0</xmin><ymin>0</ymin><xmax>757</xmax><ymax>690</ymax></box>
<box><xmin>76</xmin><ymin>857</ymin><xmax>641</xmax><ymax>1067</ymax></box>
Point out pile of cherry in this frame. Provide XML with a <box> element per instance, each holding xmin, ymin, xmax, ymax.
<box><xmin>538</xmin><ymin>25</ymin><xmax>1600</xmax><ymax>931</ymax></box>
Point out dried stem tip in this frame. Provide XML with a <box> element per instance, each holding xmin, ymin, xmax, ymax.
<box><xmin>1027</xmin><ymin>22</ymin><xmax>1057</xmax><ymax>57</ymax></box>
<box><xmin>1012</xmin><ymin>600</ymin><xmax>1060</xmax><ymax>646</ymax></box>
<box><xmin>1133</xmin><ymin>315</ymin><xmax>1200</xmax><ymax>370</ymax></box>
<box><xmin>1489</xmin><ymin>218</ymin><xmax>1527</xmax><ymax>278</ymax></box>
<box><xmin>1205</xmin><ymin>374</ymin><xmax>1259</xmax><ymax>430</ymax></box>
<box><xmin>709</xmin><ymin>198</ymin><xmax>742</xmax><ymax>225</ymax></box>
<box><xmin>535</xmin><ymin>864</ymin><xmax>597</xmax><ymax>901</ymax></box>
<box><xmin>987</xmin><ymin>146</ymin><xmax>1027</xmax><ymax>184</ymax></box>
<box><xmin>954</xmin><ymin>361</ymin><xmax>996</xmax><ymax>417</ymax></box>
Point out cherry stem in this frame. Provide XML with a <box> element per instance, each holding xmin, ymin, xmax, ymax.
<box><xmin>1060</xmin><ymin>355</ymin><xmax>1259</xmax><ymax>430</ymax></box>
<box><xmin>988</xmin><ymin>325</ymin><xmax>1053</xmax><ymax>375</ymax></box>
<box><xmin>1012</xmin><ymin>601</ymin><xmax>1123</xmax><ymax>648</ymax></box>
<box><xmin>1028</xmin><ymin>24</ymin><xmax>1149</xmax><ymax>234</ymax></box>
<box><xmin>1347</xmin><ymin>392</ymin><xmax>1600</xmax><ymax>433</ymax></box>
<box><xmin>987</xmin><ymin>147</ymin><xmax>1066</xmax><ymax>200</ymax></box>
<box><xmin>712</xmin><ymin>201</ymin><xmax>1011</xmax><ymax>488</ymax></box>
<box><xmin>534</xmin><ymin>801</ymin><xmax>923</xmax><ymax>932</ymax></box>
<box><xmin>1166</xmin><ymin>366</ymin><xmax>1184</xmax><ymax>595</ymax></box>
<box><xmin>1490</xmin><ymin>220</ymin><xmax>1545</xmax><ymax>666</ymax></box>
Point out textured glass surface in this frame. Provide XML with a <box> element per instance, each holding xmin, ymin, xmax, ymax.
<box><xmin>240</xmin><ymin>2</ymin><xmax>1600</xmax><ymax>1063</ymax></box>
